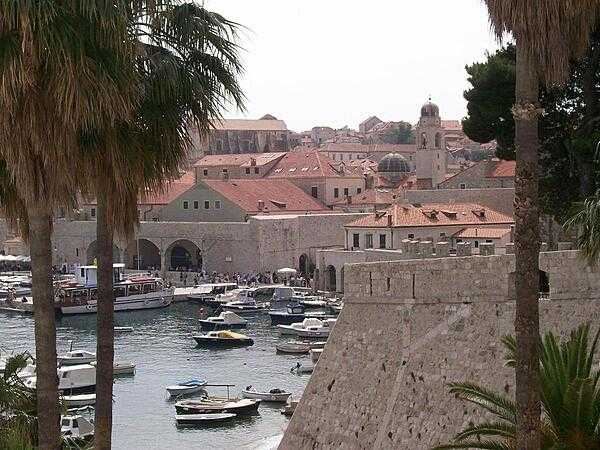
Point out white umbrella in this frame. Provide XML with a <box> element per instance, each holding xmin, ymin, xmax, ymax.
<box><xmin>277</xmin><ymin>268</ymin><xmax>297</xmax><ymax>275</ymax></box>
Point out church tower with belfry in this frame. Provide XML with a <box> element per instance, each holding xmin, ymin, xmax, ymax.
<box><xmin>415</xmin><ymin>98</ymin><xmax>447</xmax><ymax>189</ymax></box>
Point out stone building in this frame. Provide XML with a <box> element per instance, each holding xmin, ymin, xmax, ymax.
<box><xmin>359</xmin><ymin>115</ymin><xmax>383</xmax><ymax>134</ymax></box>
<box><xmin>195</xmin><ymin>115</ymin><xmax>289</xmax><ymax>155</ymax></box>
<box><xmin>415</xmin><ymin>100</ymin><xmax>448</xmax><ymax>189</ymax></box>
<box><xmin>439</xmin><ymin>158</ymin><xmax>516</xmax><ymax>189</ymax></box>
<box><xmin>193</xmin><ymin>152</ymin><xmax>286</xmax><ymax>180</ymax></box>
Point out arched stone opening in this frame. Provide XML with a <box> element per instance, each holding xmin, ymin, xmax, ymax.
<box><xmin>133</xmin><ymin>239</ymin><xmax>161</xmax><ymax>270</ymax></box>
<box><xmin>539</xmin><ymin>270</ymin><xmax>550</xmax><ymax>298</ymax></box>
<box><xmin>86</xmin><ymin>241</ymin><xmax>122</xmax><ymax>265</ymax></box>
<box><xmin>299</xmin><ymin>253</ymin><xmax>309</xmax><ymax>276</ymax></box>
<box><xmin>326</xmin><ymin>265</ymin><xmax>337</xmax><ymax>292</ymax></box>
<box><xmin>166</xmin><ymin>239</ymin><xmax>202</xmax><ymax>271</ymax></box>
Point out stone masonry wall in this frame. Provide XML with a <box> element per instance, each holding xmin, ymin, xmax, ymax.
<box><xmin>280</xmin><ymin>250</ymin><xmax>600</xmax><ymax>449</ymax></box>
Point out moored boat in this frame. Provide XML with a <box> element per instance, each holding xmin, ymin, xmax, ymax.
<box><xmin>61</xmin><ymin>414</ymin><xmax>94</xmax><ymax>443</ymax></box>
<box><xmin>175</xmin><ymin>413</ymin><xmax>237</xmax><ymax>425</ymax></box>
<box><xmin>166</xmin><ymin>379</ymin><xmax>207</xmax><ymax>398</ymax></box>
<box><xmin>199</xmin><ymin>311</ymin><xmax>247</xmax><ymax>330</ymax></box>
<box><xmin>193</xmin><ymin>330</ymin><xmax>254</xmax><ymax>348</ymax></box>
<box><xmin>278</xmin><ymin>318</ymin><xmax>331</xmax><ymax>338</ymax></box>
<box><xmin>281</xmin><ymin>398</ymin><xmax>299</xmax><ymax>417</ymax></box>
<box><xmin>58</xmin><ymin>350</ymin><xmax>96</xmax><ymax>366</ymax></box>
<box><xmin>242</xmin><ymin>386</ymin><xmax>291</xmax><ymax>403</ymax></box>
<box><xmin>186</xmin><ymin>283</ymin><xmax>238</xmax><ymax>304</ymax></box>
<box><xmin>62</xmin><ymin>393</ymin><xmax>96</xmax><ymax>408</ymax></box>
<box><xmin>275</xmin><ymin>342</ymin><xmax>310</xmax><ymax>354</ymax></box>
<box><xmin>174</xmin><ymin>397</ymin><xmax>260</xmax><ymax>416</ymax></box>
<box><xmin>25</xmin><ymin>364</ymin><xmax>96</xmax><ymax>395</ymax></box>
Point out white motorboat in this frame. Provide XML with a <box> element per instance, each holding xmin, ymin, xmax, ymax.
<box><xmin>275</xmin><ymin>342</ymin><xmax>310</xmax><ymax>354</ymax></box>
<box><xmin>58</xmin><ymin>266</ymin><xmax>174</xmax><ymax>315</ymax></box>
<box><xmin>199</xmin><ymin>311</ymin><xmax>247</xmax><ymax>330</ymax></box>
<box><xmin>222</xmin><ymin>299</ymin><xmax>268</xmax><ymax>314</ymax></box>
<box><xmin>62</xmin><ymin>393</ymin><xmax>96</xmax><ymax>407</ymax></box>
<box><xmin>166</xmin><ymin>379</ymin><xmax>207</xmax><ymax>398</ymax></box>
<box><xmin>277</xmin><ymin>318</ymin><xmax>329</xmax><ymax>337</ymax></box>
<box><xmin>242</xmin><ymin>386</ymin><xmax>291</xmax><ymax>403</ymax></box>
<box><xmin>219</xmin><ymin>288</ymin><xmax>267</xmax><ymax>313</ymax></box>
<box><xmin>58</xmin><ymin>350</ymin><xmax>96</xmax><ymax>366</ymax></box>
<box><xmin>61</xmin><ymin>414</ymin><xmax>94</xmax><ymax>442</ymax></box>
<box><xmin>175</xmin><ymin>413</ymin><xmax>237</xmax><ymax>425</ymax></box>
<box><xmin>26</xmin><ymin>364</ymin><xmax>96</xmax><ymax>395</ymax></box>
<box><xmin>90</xmin><ymin>361</ymin><xmax>136</xmax><ymax>376</ymax></box>
<box><xmin>186</xmin><ymin>283</ymin><xmax>238</xmax><ymax>304</ymax></box>
<box><xmin>310</xmin><ymin>348</ymin><xmax>323</xmax><ymax>363</ymax></box>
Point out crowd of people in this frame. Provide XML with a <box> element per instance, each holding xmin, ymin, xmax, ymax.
<box><xmin>173</xmin><ymin>268</ymin><xmax>311</xmax><ymax>288</ymax></box>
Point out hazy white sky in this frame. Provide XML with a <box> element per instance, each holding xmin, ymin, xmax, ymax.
<box><xmin>204</xmin><ymin>0</ymin><xmax>500</xmax><ymax>132</ymax></box>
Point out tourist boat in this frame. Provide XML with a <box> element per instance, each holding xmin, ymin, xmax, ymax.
<box><xmin>174</xmin><ymin>397</ymin><xmax>260</xmax><ymax>416</ymax></box>
<box><xmin>62</xmin><ymin>393</ymin><xmax>96</xmax><ymax>408</ymax></box>
<box><xmin>193</xmin><ymin>330</ymin><xmax>254</xmax><ymax>348</ymax></box>
<box><xmin>268</xmin><ymin>303</ymin><xmax>336</xmax><ymax>325</ymax></box>
<box><xmin>310</xmin><ymin>348</ymin><xmax>323</xmax><ymax>363</ymax></box>
<box><xmin>241</xmin><ymin>386</ymin><xmax>291</xmax><ymax>403</ymax></box>
<box><xmin>166</xmin><ymin>379</ymin><xmax>207</xmax><ymax>398</ymax></box>
<box><xmin>61</xmin><ymin>414</ymin><xmax>94</xmax><ymax>443</ymax></box>
<box><xmin>275</xmin><ymin>342</ymin><xmax>310</xmax><ymax>354</ymax></box>
<box><xmin>199</xmin><ymin>311</ymin><xmax>248</xmax><ymax>330</ymax></box>
<box><xmin>58</xmin><ymin>350</ymin><xmax>96</xmax><ymax>366</ymax></box>
<box><xmin>186</xmin><ymin>283</ymin><xmax>238</xmax><ymax>304</ymax></box>
<box><xmin>175</xmin><ymin>413</ymin><xmax>237</xmax><ymax>425</ymax></box>
<box><xmin>26</xmin><ymin>364</ymin><xmax>96</xmax><ymax>395</ymax></box>
<box><xmin>281</xmin><ymin>398</ymin><xmax>299</xmax><ymax>417</ymax></box>
<box><xmin>290</xmin><ymin>362</ymin><xmax>314</xmax><ymax>374</ymax></box>
<box><xmin>58</xmin><ymin>265</ymin><xmax>174</xmax><ymax>315</ymax></box>
<box><xmin>277</xmin><ymin>318</ymin><xmax>331</xmax><ymax>338</ymax></box>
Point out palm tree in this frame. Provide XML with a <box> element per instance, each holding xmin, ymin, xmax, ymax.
<box><xmin>434</xmin><ymin>324</ymin><xmax>600</xmax><ymax>450</ymax></box>
<box><xmin>86</xmin><ymin>4</ymin><xmax>245</xmax><ymax>447</ymax></box>
<box><xmin>0</xmin><ymin>3</ymin><xmax>137</xmax><ymax>446</ymax></box>
<box><xmin>482</xmin><ymin>2</ymin><xmax>600</xmax><ymax>447</ymax></box>
<box><xmin>564</xmin><ymin>194</ymin><xmax>600</xmax><ymax>265</ymax></box>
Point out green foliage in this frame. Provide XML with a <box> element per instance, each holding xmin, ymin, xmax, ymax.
<box><xmin>564</xmin><ymin>194</ymin><xmax>600</xmax><ymax>265</ymax></box>
<box><xmin>433</xmin><ymin>324</ymin><xmax>600</xmax><ymax>450</ymax></box>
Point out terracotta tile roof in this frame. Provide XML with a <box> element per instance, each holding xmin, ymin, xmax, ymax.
<box><xmin>346</xmin><ymin>202</ymin><xmax>514</xmax><ymax>228</ymax></box>
<box><xmin>453</xmin><ymin>227</ymin><xmax>512</xmax><ymax>239</ymax></box>
<box><xmin>139</xmin><ymin>170</ymin><xmax>195</xmax><ymax>205</ymax></box>
<box><xmin>266</xmin><ymin>149</ymin><xmax>362</xmax><ymax>179</ymax></box>
<box><xmin>213</xmin><ymin>118</ymin><xmax>287</xmax><ymax>131</ymax></box>
<box><xmin>486</xmin><ymin>160</ymin><xmax>516</xmax><ymax>178</ymax></box>
<box><xmin>332</xmin><ymin>188</ymin><xmax>398</xmax><ymax>207</ymax></box>
<box><xmin>202</xmin><ymin>179</ymin><xmax>328</xmax><ymax>214</ymax></box>
<box><xmin>194</xmin><ymin>152</ymin><xmax>286</xmax><ymax>168</ymax></box>
<box><xmin>442</xmin><ymin>120</ymin><xmax>462</xmax><ymax>131</ymax></box>
<box><xmin>321</xmin><ymin>142</ymin><xmax>417</xmax><ymax>154</ymax></box>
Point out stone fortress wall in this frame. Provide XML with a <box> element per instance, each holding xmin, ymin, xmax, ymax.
<box><xmin>280</xmin><ymin>250</ymin><xmax>600</xmax><ymax>449</ymax></box>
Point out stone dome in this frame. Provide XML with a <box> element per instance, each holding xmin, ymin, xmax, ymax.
<box><xmin>377</xmin><ymin>153</ymin><xmax>411</xmax><ymax>173</ymax></box>
<box><xmin>420</xmin><ymin>101</ymin><xmax>439</xmax><ymax>118</ymax></box>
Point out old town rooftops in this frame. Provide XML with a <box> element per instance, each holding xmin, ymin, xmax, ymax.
<box><xmin>265</xmin><ymin>149</ymin><xmax>363</xmax><ymax>179</ymax></box>
<box><xmin>212</xmin><ymin>118</ymin><xmax>287</xmax><ymax>131</ymax></box>
<box><xmin>453</xmin><ymin>227</ymin><xmax>512</xmax><ymax>239</ymax></box>
<box><xmin>194</xmin><ymin>152</ymin><xmax>286</xmax><ymax>168</ymax></box>
<box><xmin>345</xmin><ymin>202</ymin><xmax>513</xmax><ymax>228</ymax></box>
<box><xmin>201</xmin><ymin>179</ymin><xmax>329</xmax><ymax>214</ymax></box>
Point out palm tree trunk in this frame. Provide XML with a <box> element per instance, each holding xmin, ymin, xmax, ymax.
<box><xmin>28</xmin><ymin>205</ymin><xmax>60</xmax><ymax>449</ymax></box>
<box><xmin>514</xmin><ymin>41</ymin><xmax>541</xmax><ymax>450</ymax></box>
<box><xmin>94</xmin><ymin>184</ymin><xmax>114</xmax><ymax>450</ymax></box>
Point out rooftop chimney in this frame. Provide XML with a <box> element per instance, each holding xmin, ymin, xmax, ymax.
<box><xmin>387</xmin><ymin>214</ymin><xmax>393</xmax><ymax>227</ymax></box>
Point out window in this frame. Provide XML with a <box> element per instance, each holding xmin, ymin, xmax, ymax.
<box><xmin>352</xmin><ymin>233</ymin><xmax>360</xmax><ymax>248</ymax></box>
<box><xmin>357</xmin><ymin>188</ymin><xmax>362</xmax><ymax>194</ymax></box>
<box><xmin>365</xmin><ymin>234</ymin><xmax>373</xmax><ymax>249</ymax></box>
<box><xmin>182</xmin><ymin>201</ymin><xmax>189</xmax><ymax>210</ymax></box>
<box><xmin>222</xmin><ymin>168</ymin><xmax>228</xmax><ymax>174</ymax></box>
<box><xmin>460</xmin><ymin>183</ymin><xmax>466</xmax><ymax>189</ymax></box>
<box><xmin>193</xmin><ymin>201</ymin><xmax>199</xmax><ymax>210</ymax></box>
<box><xmin>474</xmin><ymin>241</ymin><xmax>479</xmax><ymax>248</ymax></box>
<box><xmin>245</xmin><ymin>168</ymin><xmax>251</xmax><ymax>174</ymax></box>
<box><xmin>203</xmin><ymin>169</ymin><xmax>208</xmax><ymax>176</ymax></box>
<box><xmin>486</xmin><ymin>239</ymin><xmax>493</xmax><ymax>243</ymax></box>
<box><xmin>215</xmin><ymin>200</ymin><xmax>222</xmax><ymax>209</ymax></box>
<box><xmin>76</xmin><ymin>248</ymin><xmax>79</xmax><ymax>257</ymax></box>
<box><xmin>80</xmin><ymin>268</ymin><xmax>85</xmax><ymax>278</ymax></box>
<box><xmin>334</xmin><ymin>188</ymin><xmax>339</xmax><ymax>198</ymax></box>
<box><xmin>311</xmin><ymin>186</ymin><xmax>318</xmax><ymax>198</ymax></box>
<box><xmin>90</xmin><ymin>208</ymin><xmax>96</xmax><ymax>218</ymax></box>
<box><xmin>379</xmin><ymin>234</ymin><xmax>386</xmax><ymax>249</ymax></box>
<box><xmin>204</xmin><ymin>201</ymin><xmax>210</xmax><ymax>210</ymax></box>
<box><xmin>440</xmin><ymin>232</ymin><xmax>446</xmax><ymax>239</ymax></box>
<box><xmin>343</xmin><ymin>188</ymin><xmax>349</xmax><ymax>197</ymax></box>
<box><xmin>254</xmin><ymin>167</ymin><xmax>259</xmax><ymax>174</ymax></box>
<box><xmin>408</xmin><ymin>233</ymin><xmax>415</xmax><ymax>239</ymax></box>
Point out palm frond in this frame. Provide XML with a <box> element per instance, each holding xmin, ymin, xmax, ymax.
<box><xmin>564</xmin><ymin>195</ymin><xmax>600</xmax><ymax>266</ymax></box>
<box><xmin>447</xmin><ymin>382</ymin><xmax>516</xmax><ymax>424</ymax></box>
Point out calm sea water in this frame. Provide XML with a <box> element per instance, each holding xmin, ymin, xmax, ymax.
<box><xmin>0</xmin><ymin>302</ymin><xmax>311</xmax><ymax>449</ymax></box>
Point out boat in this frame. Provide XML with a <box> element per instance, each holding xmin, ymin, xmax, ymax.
<box><xmin>174</xmin><ymin>397</ymin><xmax>260</xmax><ymax>416</ymax></box>
<box><xmin>175</xmin><ymin>413</ymin><xmax>237</xmax><ymax>425</ymax></box>
<box><xmin>220</xmin><ymin>289</ymin><xmax>268</xmax><ymax>314</ymax></box>
<box><xmin>24</xmin><ymin>364</ymin><xmax>97</xmax><ymax>395</ymax></box>
<box><xmin>61</xmin><ymin>414</ymin><xmax>94</xmax><ymax>442</ymax></box>
<box><xmin>241</xmin><ymin>386</ymin><xmax>291</xmax><ymax>403</ymax></box>
<box><xmin>199</xmin><ymin>311</ymin><xmax>247</xmax><ymax>330</ymax></box>
<box><xmin>268</xmin><ymin>303</ymin><xmax>336</xmax><ymax>325</ymax></box>
<box><xmin>277</xmin><ymin>318</ymin><xmax>331</xmax><ymax>338</ymax></box>
<box><xmin>114</xmin><ymin>326</ymin><xmax>134</xmax><ymax>333</ymax></box>
<box><xmin>193</xmin><ymin>330</ymin><xmax>254</xmax><ymax>348</ymax></box>
<box><xmin>62</xmin><ymin>393</ymin><xmax>96</xmax><ymax>407</ymax></box>
<box><xmin>90</xmin><ymin>360</ymin><xmax>136</xmax><ymax>376</ymax></box>
<box><xmin>275</xmin><ymin>342</ymin><xmax>310</xmax><ymax>354</ymax></box>
<box><xmin>58</xmin><ymin>265</ymin><xmax>174</xmax><ymax>315</ymax></box>
<box><xmin>166</xmin><ymin>379</ymin><xmax>207</xmax><ymax>398</ymax></box>
<box><xmin>281</xmin><ymin>398</ymin><xmax>299</xmax><ymax>417</ymax></box>
<box><xmin>58</xmin><ymin>350</ymin><xmax>96</xmax><ymax>366</ymax></box>
<box><xmin>290</xmin><ymin>362</ymin><xmax>314</xmax><ymax>374</ymax></box>
<box><xmin>0</xmin><ymin>295</ymin><xmax>34</xmax><ymax>314</ymax></box>
<box><xmin>186</xmin><ymin>283</ymin><xmax>238</xmax><ymax>304</ymax></box>
<box><xmin>222</xmin><ymin>299</ymin><xmax>268</xmax><ymax>314</ymax></box>
<box><xmin>310</xmin><ymin>348</ymin><xmax>323</xmax><ymax>363</ymax></box>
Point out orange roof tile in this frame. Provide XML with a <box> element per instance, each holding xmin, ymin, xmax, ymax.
<box><xmin>194</xmin><ymin>152</ymin><xmax>286</xmax><ymax>168</ymax></box>
<box><xmin>321</xmin><ymin>142</ymin><xmax>417</xmax><ymax>154</ymax></box>
<box><xmin>486</xmin><ymin>160</ymin><xmax>515</xmax><ymax>178</ymax></box>
<box><xmin>346</xmin><ymin>203</ymin><xmax>513</xmax><ymax>228</ymax></box>
<box><xmin>202</xmin><ymin>179</ymin><xmax>328</xmax><ymax>214</ymax></box>
<box><xmin>453</xmin><ymin>227</ymin><xmax>512</xmax><ymax>239</ymax></box>
<box><xmin>139</xmin><ymin>170</ymin><xmax>196</xmax><ymax>205</ymax></box>
<box><xmin>266</xmin><ymin>149</ymin><xmax>362</xmax><ymax>179</ymax></box>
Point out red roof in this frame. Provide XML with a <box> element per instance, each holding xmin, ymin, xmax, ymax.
<box><xmin>138</xmin><ymin>170</ymin><xmax>195</xmax><ymax>205</ymax></box>
<box><xmin>194</xmin><ymin>152</ymin><xmax>286</xmax><ymax>168</ymax></box>
<box><xmin>346</xmin><ymin>202</ymin><xmax>514</xmax><ymax>228</ymax></box>
<box><xmin>321</xmin><ymin>142</ymin><xmax>417</xmax><ymax>155</ymax></box>
<box><xmin>202</xmin><ymin>179</ymin><xmax>329</xmax><ymax>214</ymax></box>
<box><xmin>453</xmin><ymin>227</ymin><xmax>512</xmax><ymax>239</ymax></box>
<box><xmin>486</xmin><ymin>160</ymin><xmax>516</xmax><ymax>178</ymax></box>
<box><xmin>266</xmin><ymin>149</ymin><xmax>362</xmax><ymax>179</ymax></box>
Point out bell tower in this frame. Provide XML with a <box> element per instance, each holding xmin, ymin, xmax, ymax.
<box><xmin>415</xmin><ymin>98</ymin><xmax>447</xmax><ymax>188</ymax></box>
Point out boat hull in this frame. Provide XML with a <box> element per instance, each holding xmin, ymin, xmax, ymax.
<box><xmin>61</xmin><ymin>295</ymin><xmax>172</xmax><ymax>315</ymax></box>
<box><xmin>62</xmin><ymin>394</ymin><xmax>96</xmax><ymax>407</ymax></box>
<box><xmin>198</xmin><ymin>321</ymin><xmax>247</xmax><ymax>331</ymax></box>
<box><xmin>167</xmin><ymin>386</ymin><xmax>205</xmax><ymax>397</ymax></box>
<box><xmin>175</xmin><ymin>413</ymin><xmax>236</xmax><ymax>425</ymax></box>
<box><xmin>175</xmin><ymin>399</ymin><xmax>260</xmax><ymax>416</ymax></box>
<box><xmin>268</xmin><ymin>311</ymin><xmax>335</xmax><ymax>325</ymax></box>
<box><xmin>275</xmin><ymin>343</ymin><xmax>310</xmax><ymax>354</ymax></box>
<box><xmin>193</xmin><ymin>336</ymin><xmax>254</xmax><ymax>348</ymax></box>
<box><xmin>242</xmin><ymin>390</ymin><xmax>291</xmax><ymax>403</ymax></box>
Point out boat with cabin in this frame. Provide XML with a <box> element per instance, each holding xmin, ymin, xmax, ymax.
<box><xmin>58</xmin><ymin>350</ymin><xmax>96</xmax><ymax>366</ymax></box>
<box><xmin>268</xmin><ymin>303</ymin><xmax>336</xmax><ymax>325</ymax></box>
<box><xmin>277</xmin><ymin>318</ymin><xmax>334</xmax><ymax>338</ymax></box>
<box><xmin>25</xmin><ymin>364</ymin><xmax>96</xmax><ymax>395</ymax></box>
<box><xmin>193</xmin><ymin>330</ymin><xmax>254</xmax><ymax>348</ymax></box>
<box><xmin>58</xmin><ymin>264</ymin><xmax>174</xmax><ymax>315</ymax></box>
<box><xmin>199</xmin><ymin>311</ymin><xmax>248</xmax><ymax>330</ymax></box>
<box><xmin>61</xmin><ymin>414</ymin><xmax>94</xmax><ymax>443</ymax></box>
<box><xmin>186</xmin><ymin>283</ymin><xmax>238</xmax><ymax>304</ymax></box>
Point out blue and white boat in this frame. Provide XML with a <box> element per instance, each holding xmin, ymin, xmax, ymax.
<box><xmin>166</xmin><ymin>379</ymin><xmax>207</xmax><ymax>398</ymax></box>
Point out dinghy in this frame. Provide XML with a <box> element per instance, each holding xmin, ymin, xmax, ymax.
<box><xmin>275</xmin><ymin>342</ymin><xmax>310</xmax><ymax>354</ymax></box>
<box><xmin>175</xmin><ymin>413</ymin><xmax>236</xmax><ymax>425</ymax></box>
<box><xmin>242</xmin><ymin>386</ymin><xmax>291</xmax><ymax>403</ymax></box>
<box><xmin>175</xmin><ymin>397</ymin><xmax>260</xmax><ymax>416</ymax></box>
<box><xmin>166</xmin><ymin>379</ymin><xmax>207</xmax><ymax>398</ymax></box>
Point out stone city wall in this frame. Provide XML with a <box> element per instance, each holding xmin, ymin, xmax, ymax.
<box><xmin>281</xmin><ymin>250</ymin><xmax>600</xmax><ymax>449</ymax></box>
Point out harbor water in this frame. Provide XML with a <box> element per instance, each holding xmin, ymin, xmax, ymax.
<box><xmin>0</xmin><ymin>302</ymin><xmax>311</xmax><ymax>449</ymax></box>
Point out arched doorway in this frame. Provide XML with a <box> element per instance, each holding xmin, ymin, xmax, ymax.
<box><xmin>299</xmin><ymin>254</ymin><xmax>309</xmax><ymax>276</ymax></box>
<box><xmin>86</xmin><ymin>241</ymin><xmax>121</xmax><ymax>264</ymax></box>
<box><xmin>539</xmin><ymin>270</ymin><xmax>550</xmax><ymax>298</ymax></box>
<box><xmin>134</xmin><ymin>239</ymin><xmax>161</xmax><ymax>270</ymax></box>
<box><xmin>326</xmin><ymin>265</ymin><xmax>336</xmax><ymax>292</ymax></box>
<box><xmin>166</xmin><ymin>239</ymin><xmax>202</xmax><ymax>271</ymax></box>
